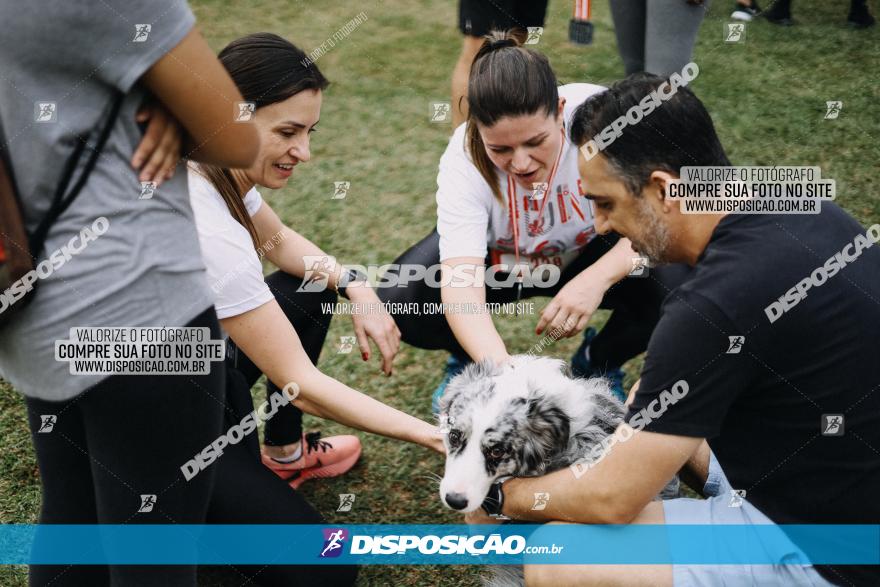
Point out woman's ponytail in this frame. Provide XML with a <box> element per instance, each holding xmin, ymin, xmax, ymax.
<box><xmin>195</xmin><ymin>165</ymin><xmax>261</xmax><ymax>251</ymax></box>
<box><xmin>464</xmin><ymin>30</ymin><xmax>559</xmax><ymax>202</ymax></box>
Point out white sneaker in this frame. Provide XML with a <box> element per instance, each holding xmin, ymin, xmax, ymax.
<box><xmin>731</xmin><ymin>1</ymin><xmax>760</xmax><ymax>21</ymax></box>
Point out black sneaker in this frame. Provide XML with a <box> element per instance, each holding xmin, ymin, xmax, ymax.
<box><xmin>731</xmin><ymin>0</ymin><xmax>761</xmax><ymax>21</ymax></box>
<box><xmin>762</xmin><ymin>1</ymin><xmax>794</xmax><ymax>25</ymax></box>
<box><xmin>848</xmin><ymin>3</ymin><xmax>876</xmax><ymax>28</ymax></box>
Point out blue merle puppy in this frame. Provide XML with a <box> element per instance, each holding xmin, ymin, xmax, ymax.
<box><xmin>438</xmin><ymin>355</ymin><xmax>625</xmax><ymax>513</ymax></box>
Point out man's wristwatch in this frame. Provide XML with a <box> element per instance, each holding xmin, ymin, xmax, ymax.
<box><xmin>481</xmin><ymin>480</ymin><xmax>511</xmax><ymax>519</ymax></box>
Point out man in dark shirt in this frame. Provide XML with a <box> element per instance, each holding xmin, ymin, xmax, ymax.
<box><xmin>467</xmin><ymin>74</ymin><xmax>880</xmax><ymax>586</ymax></box>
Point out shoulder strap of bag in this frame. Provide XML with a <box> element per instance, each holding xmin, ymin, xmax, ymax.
<box><xmin>28</xmin><ymin>90</ymin><xmax>126</xmax><ymax>257</ymax></box>
<box><xmin>0</xmin><ymin>116</ymin><xmax>30</xmax><ymax>275</ymax></box>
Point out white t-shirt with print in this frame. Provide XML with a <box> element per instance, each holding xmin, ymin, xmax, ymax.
<box><xmin>436</xmin><ymin>83</ymin><xmax>606</xmax><ymax>270</ymax></box>
<box><xmin>188</xmin><ymin>166</ymin><xmax>274</xmax><ymax>320</ymax></box>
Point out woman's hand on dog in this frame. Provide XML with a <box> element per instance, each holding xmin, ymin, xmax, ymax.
<box><xmin>132</xmin><ymin>100</ymin><xmax>183</xmax><ymax>186</ymax></box>
<box><xmin>427</xmin><ymin>428</ymin><xmax>446</xmax><ymax>454</ymax></box>
<box><xmin>536</xmin><ymin>268</ymin><xmax>609</xmax><ymax>338</ymax></box>
<box><xmin>347</xmin><ymin>286</ymin><xmax>401</xmax><ymax>376</ymax></box>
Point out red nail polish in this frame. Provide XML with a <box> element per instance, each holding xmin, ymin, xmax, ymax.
<box><xmin>362</xmin><ymin>352</ymin><xmax>368</xmax><ymax>361</ymax></box>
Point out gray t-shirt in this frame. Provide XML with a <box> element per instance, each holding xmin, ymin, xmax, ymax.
<box><xmin>0</xmin><ymin>1</ymin><xmax>214</xmax><ymax>400</ymax></box>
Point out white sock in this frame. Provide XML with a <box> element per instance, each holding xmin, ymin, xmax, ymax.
<box><xmin>270</xmin><ymin>443</ymin><xmax>303</xmax><ymax>464</ymax></box>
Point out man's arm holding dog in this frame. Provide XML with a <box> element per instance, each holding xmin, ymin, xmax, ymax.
<box><xmin>493</xmin><ymin>428</ymin><xmax>702</xmax><ymax>524</ymax></box>
<box><xmin>476</xmin><ymin>289</ymin><xmax>745</xmax><ymax>525</ymax></box>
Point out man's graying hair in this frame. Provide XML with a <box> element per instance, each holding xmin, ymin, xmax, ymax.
<box><xmin>569</xmin><ymin>73</ymin><xmax>730</xmax><ymax>197</ymax></box>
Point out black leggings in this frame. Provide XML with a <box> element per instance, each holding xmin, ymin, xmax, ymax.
<box><xmin>226</xmin><ymin>270</ymin><xmax>336</xmax><ymax>447</ymax></box>
<box><xmin>378</xmin><ymin>230</ymin><xmax>690</xmax><ymax>370</ymax></box>
<box><xmin>27</xmin><ymin>307</ymin><xmax>356</xmax><ymax>587</ymax></box>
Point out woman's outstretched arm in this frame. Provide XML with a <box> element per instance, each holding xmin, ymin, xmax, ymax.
<box><xmin>221</xmin><ymin>300</ymin><xmax>443</xmax><ymax>453</ymax></box>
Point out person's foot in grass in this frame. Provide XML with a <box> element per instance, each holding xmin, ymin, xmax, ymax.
<box><xmin>762</xmin><ymin>0</ymin><xmax>794</xmax><ymax>25</ymax></box>
<box><xmin>432</xmin><ymin>353</ymin><xmax>471</xmax><ymax>416</ymax></box>
<box><xmin>731</xmin><ymin>0</ymin><xmax>761</xmax><ymax>21</ymax></box>
<box><xmin>262</xmin><ymin>431</ymin><xmax>361</xmax><ymax>490</ymax></box>
<box><xmin>570</xmin><ymin>327</ymin><xmax>627</xmax><ymax>403</ymax></box>
<box><xmin>848</xmin><ymin>0</ymin><xmax>876</xmax><ymax>27</ymax></box>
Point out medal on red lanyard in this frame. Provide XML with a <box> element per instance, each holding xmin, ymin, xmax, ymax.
<box><xmin>506</xmin><ymin>129</ymin><xmax>566</xmax><ymax>313</ymax></box>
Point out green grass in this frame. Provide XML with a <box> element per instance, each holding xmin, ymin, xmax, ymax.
<box><xmin>1</xmin><ymin>1</ymin><xmax>877</xmax><ymax>585</ymax></box>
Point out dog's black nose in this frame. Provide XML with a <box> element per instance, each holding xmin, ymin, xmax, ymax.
<box><xmin>444</xmin><ymin>492</ymin><xmax>469</xmax><ymax>510</ymax></box>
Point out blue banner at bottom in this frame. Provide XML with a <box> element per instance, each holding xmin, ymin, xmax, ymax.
<box><xmin>0</xmin><ymin>524</ymin><xmax>877</xmax><ymax>565</ymax></box>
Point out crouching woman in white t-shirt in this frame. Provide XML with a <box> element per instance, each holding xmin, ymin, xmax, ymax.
<box><xmin>189</xmin><ymin>33</ymin><xmax>443</xmax><ymax>489</ymax></box>
<box><xmin>378</xmin><ymin>31</ymin><xmax>690</xmax><ymax>410</ymax></box>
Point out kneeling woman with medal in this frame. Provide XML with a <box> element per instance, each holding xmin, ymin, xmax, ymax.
<box><xmin>378</xmin><ymin>30</ymin><xmax>689</xmax><ymax>409</ymax></box>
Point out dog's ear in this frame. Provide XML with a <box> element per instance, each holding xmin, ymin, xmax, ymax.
<box><xmin>438</xmin><ymin>359</ymin><xmax>498</xmax><ymax>416</ymax></box>
<box><xmin>518</xmin><ymin>394</ymin><xmax>570</xmax><ymax>474</ymax></box>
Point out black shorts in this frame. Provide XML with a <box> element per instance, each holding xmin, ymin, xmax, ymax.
<box><xmin>459</xmin><ymin>0</ymin><xmax>549</xmax><ymax>37</ymax></box>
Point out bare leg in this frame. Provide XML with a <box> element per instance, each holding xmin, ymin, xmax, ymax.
<box><xmin>524</xmin><ymin>503</ymin><xmax>672</xmax><ymax>587</ymax></box>
<box><xmin>678</xmin><ymin>439</ymin><xmax>710</xmax><ymax>495</ymax></box>
<box><xmin>264</xmin><ymin>439</ymin><xmax>302</xmax><ymax>460</ymax></box>
<box><xmin>451</xmin><ymin>35</ymin><xmax>484</xmax><ymax>128</ymax></box>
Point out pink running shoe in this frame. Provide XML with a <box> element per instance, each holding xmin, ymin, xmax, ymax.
<box><xmin>261</xmin><ymin>432</ymin><xmax>361</xmax><ymax>490</ymax></box>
